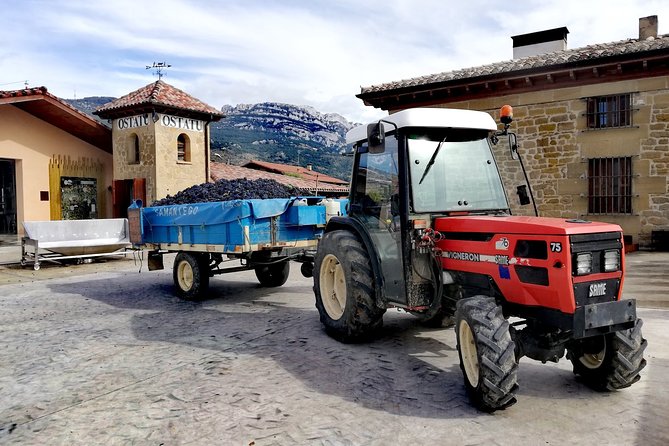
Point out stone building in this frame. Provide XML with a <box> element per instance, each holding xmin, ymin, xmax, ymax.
<box><xmin>357</xmin><ymin>16</ymin><xmax>669</xmax><ymax>249</ymax></box>
<box><xmin>94</xmin><ymin>81</ymin><xmax>224</xmax><ymax>216</ymax></box>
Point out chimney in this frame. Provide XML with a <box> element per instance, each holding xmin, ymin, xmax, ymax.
<box><xmin>511</xmin><ymin>27</ymin><xmax>569</xmax><ymax>59</ymax></box>
<box><xmin>639</xmin><ymin>15</ymin><xmax>658</xmax><ymax>40</ymax></box>
<box><xmin>306</xmin><ymin>163</ymin><xmax>313</xmax><ymax>171</ymax></box>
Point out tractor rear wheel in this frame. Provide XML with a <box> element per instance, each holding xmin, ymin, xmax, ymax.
<box><xmin>255</xmin><ymin>260</ymin><xmax>290</xmax><ymax>287</ymax></box>
<box><xmin>568</xmin><ymin>318</ymin><xmax>647</xmax><ymax>391</ymax></box>
<box><xmin>314</xmin><ymin>230</ymin><xmax>385</xmax><ymax>342</ymax></box>
<box><xmin>455</xmin><ymin>296</ymin><xmax>518</xmax><ymax>412</ymax></box>
<box><xmin>173</xmin><ymin>252</ymin><xmax>210</xmax><ymax>300</ymax></box>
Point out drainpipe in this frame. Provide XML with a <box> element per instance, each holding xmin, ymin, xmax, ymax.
<box><xmin>205</xmin><ymin>117</ymin><xmax>210</xmax><ymax>182</ymax></box>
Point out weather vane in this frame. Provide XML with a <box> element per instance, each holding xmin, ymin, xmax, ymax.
<box><xmin>146</xmin><ymin>62</ymin><xmax>171</xmax><ymax>80</ymax></box>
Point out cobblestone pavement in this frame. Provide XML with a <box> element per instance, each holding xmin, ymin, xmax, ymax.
<box><xmin>0</xmin><ymin>254</ymin><xmax>668</xmax><ymax>445</ymax></box>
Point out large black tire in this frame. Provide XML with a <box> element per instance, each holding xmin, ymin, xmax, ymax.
<box><xmin>455</xmin><ymin>296</ymin><xmax>518</xmax><ymax>412</ymax></box>
<box><xmin>173</xmin><ymin>252</ymin><xmax>210</xmax><ymax>300</ymax></box>
<box><xmin>313</xmin><ymin>230</ymin><xmax>385</xmax><ymax>342</ymax></box>
<box><xmin>255</xmin><ymin>261</ymin><xmax>290</xmax><ymax>287</ymax></box>
<box><xmin>567</xmin><ymin>318</ymin><xmax>647</xmax><ymax>391</ymax></box>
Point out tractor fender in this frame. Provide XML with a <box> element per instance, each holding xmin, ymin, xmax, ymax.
<box><xmin>323</xmin><ymin>216</ymin><xmax>387</xmax><ymax>309</ymax></box>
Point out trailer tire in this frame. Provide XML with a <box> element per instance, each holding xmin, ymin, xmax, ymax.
<box><xmin>314</xmin><ymin>230</ymin><xmax>385</xmax><ymax>342</ymax></box>
<box><xmin>255</xmin><ymin>261</ymin><xmax>290</xmax><ymax>287</ymax></box>
<box><xmin>568</xmin><ymin>318</ymin><xmax>647</xmax><ymax>391</ymax></box>
<box><xmin>455</xmin><ymin>296</ymin><xmax>518</xmax><ymax>412</ymax></box>
<box><xmin>173</xmin><ymin>252</ymin><xmax>210</xmax><ymax>300</ymax></box>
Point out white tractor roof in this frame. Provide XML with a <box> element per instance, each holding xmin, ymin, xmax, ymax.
<box><xmin>346</xmin><ymin>107</ymin><xmax>498</xmax><ymax>144</ymax></box>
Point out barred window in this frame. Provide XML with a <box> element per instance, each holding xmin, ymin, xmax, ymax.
<box><xmin>586</xmin><ymin>94</ymin><xmax>632</xmax><ymax>129</ymax></box>
<box><xmin>588</xmin><ymin>157</ymin><xmax>632</xmax><ymax>214</ymax></box>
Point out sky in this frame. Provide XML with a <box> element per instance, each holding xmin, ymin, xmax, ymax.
<box><xmin>1</xmin><ymin>0</ymin><xmax>668</xmax><ymax>124</ymax></box>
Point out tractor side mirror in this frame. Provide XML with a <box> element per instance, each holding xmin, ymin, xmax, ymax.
<box><xmin>517</xmin><ymin>185</ymin><xmax>531</xmax><ymax>205</ymax></box>
<box><xmin>367</xmin><ymin>122</ymin><xmax>386</xmax><ymax>154</ymax></box>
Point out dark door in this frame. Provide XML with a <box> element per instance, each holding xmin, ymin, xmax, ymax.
<box><xmin>113</xmin><ymin>178</ymin><xmax>147</xmax><ymax>218</ymax></box>
<box><xmin>0</xmin><ymin>159</ymin><xmax>17</xmax><ymax>234</ymax></box>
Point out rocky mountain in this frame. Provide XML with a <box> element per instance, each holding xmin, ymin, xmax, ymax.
<box><xmin>65</xmin><ymin>97</ymin><xmax>115</xmax><ymax>124</ymax></box>
<box><xmin>211</xmin><ymin>103</ymin><xmax>356</xmax><ymax>180</ymax></box>
<box><xmin>65</xmin><ymin>98</ymin><xmax>356</xmax><ymax>181</ymax></box>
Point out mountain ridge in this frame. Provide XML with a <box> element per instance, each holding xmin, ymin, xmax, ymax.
<box><xmin>64</xmin><ymin>97</ymin><xmax>355</xmax><ymax>180</ymax></box>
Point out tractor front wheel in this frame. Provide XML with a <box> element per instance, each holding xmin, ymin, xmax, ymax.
<box><xmin>314</xmin><ymin>230</ymin><xmax>385</xmax><ymax>342</ymax></box>
<box><xmin>568</xmin><ymin>318</ymin><xmax>647</xmax><ymax>391</ymax></box>
<box><xmin>455</xmin><ymin>296</ymin><xmax>518</xmax><ymax>412</ymax></box>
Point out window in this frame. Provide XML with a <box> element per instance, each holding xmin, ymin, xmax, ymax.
<box><xmin>177</xmin><ymin>133</ymin><xmax>191</xmax><ymax>162</ymax></box>
<box><xmin>588</xmin><ymin>157</ymin><xmax>632</xmax><ymax>214</ymax></box>
<box><xmin>586</xmin><ymin>94</ymin><xmax>632</xmax><ymax>129</ymax></box>
<box><xmin>128</xmin><ymin>134</ymin><xmax>140</xmax><ymax>164</ymax></box>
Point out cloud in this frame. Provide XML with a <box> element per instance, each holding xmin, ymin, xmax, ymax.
<box><xmin>1</xmin><ymin>0</ymin><xmax>668</xmax><ymax>123</ymax></box>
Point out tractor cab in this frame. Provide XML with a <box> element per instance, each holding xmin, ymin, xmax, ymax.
<box><xmin>342</xmin><ymin>108</ymin><xmax>509</xmax><ymax>312</ymax></box>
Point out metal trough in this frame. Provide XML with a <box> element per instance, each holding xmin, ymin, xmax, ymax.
<box><xmin>21</xmin><ymin>218</ymin><xmax>130</xmax><ymax>270</ymax></box>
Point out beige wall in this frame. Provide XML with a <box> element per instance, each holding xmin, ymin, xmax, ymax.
<box><xmin>418</xmin><ymin>76</ymin><xmax>669</xmax><ymax>247</ymax></box>
<box><xmin>0</xmin><ymin>106</ymin><xmax>113</xmax><ymax>233</ymax></box>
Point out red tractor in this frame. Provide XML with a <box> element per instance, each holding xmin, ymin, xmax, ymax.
<box><xmin>312</xmin><ymin>106</ymin><xmax>647</xmax><ymax>411</ymax></box>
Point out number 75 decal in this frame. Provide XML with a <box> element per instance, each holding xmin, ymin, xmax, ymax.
<box><xmin>550</xmin><ymin>242</ymin><xmax>562</xmax><ymax>253</ymax></box>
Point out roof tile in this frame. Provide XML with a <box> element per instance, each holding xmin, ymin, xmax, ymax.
<box><xmin>361</xmin><ymin>35</ymin><xmax>669</xmax><ymax>94</ymax></box>
<box><xmin>95</xmin><ymin>80</ymin><xmax>223</xmax><ymax>118</ymax></box>
<box><xmin>210</xmin><ymin>163</ymin><xmax>349</xmax><ymax>194</ymax></box>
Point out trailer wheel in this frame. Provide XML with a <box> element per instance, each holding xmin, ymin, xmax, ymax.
<box><xmin>255</xmin><ymin>261</ymin><xmax>290</xmax><ymax>287</ymax></box>
<box><xmin>173</xmin><ymin>252</ymin><xmax>210</xmax><ymax>300</ymax></box>
<box><xmin>455</xmin><ymin>296</ymin><xmax>518</xmax><ymax>412</ymax></box>
<box><xmin>568</xmin><ymin>318</ymin><xmax>647</xmax><ymax>391</ymax></box>
<box><xmin>314</xmin><ymin>230</ymin><xmax>385</xmax><ymax>342</ymax></box>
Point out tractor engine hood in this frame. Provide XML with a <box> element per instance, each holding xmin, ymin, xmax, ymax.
<box><xmin>433</xmin><ymin>215</ymin><xmax>622</xmax><ymax>236</ymax></box>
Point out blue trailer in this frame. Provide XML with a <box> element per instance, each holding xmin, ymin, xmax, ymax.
<box><xmin>128</xmin><ymin>197</ymin><xmax>335</xmax><ymax>299</ymax></box>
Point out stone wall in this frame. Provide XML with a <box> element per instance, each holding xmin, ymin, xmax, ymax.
<box><xmin>112</xmin><ymin>118</ymin><xmax>208</xmax><ymax>203</ymax></box>
<box><xmin>421</xmin><ymin>76</ymin><xmax>669</xmax><ymax>247</ymax></box>
<box><xmin>154</xmin><ymin>125</ymin><xmax>207</xmax><ymax>201</ymax></box>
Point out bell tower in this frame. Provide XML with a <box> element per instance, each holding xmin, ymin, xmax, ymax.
<box><xmin>94</xmin><ymin>81</ymin><xmax>223</xmax><ymax>216</ymax></box>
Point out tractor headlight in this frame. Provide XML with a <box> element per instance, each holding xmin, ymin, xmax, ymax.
<box><xmin>575</xmin><ymin>252</ymin><xmax>592</xmax><ymax>276</ymax></box>
<box><xmin>603</xmin><ymin>250</ymin><xmax>621</xmax><ymax>272</ymax></box>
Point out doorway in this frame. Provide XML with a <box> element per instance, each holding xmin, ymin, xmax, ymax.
<box><xmin>113</xmin><ymin>178</ymin><xmax>146</xmax><ymax>218</ymax></box>
<box><xmin>0</xmin><ymin>159</ymin><xmax>17</xmax><ymax>235</ymax></box>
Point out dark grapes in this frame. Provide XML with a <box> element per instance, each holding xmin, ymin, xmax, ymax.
<box><xmin>151</xmin><ymin>178</ymin><xmax>310</xmax><ymax>206</ymax></box>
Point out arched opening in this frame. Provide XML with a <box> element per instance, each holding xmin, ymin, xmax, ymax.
<box><xmin>128</xmin><ymin>133</ymin><xmax>140</xmax><ymax>164</ymax></box>
<box><xmin>177</xmin><ymin>133</ymin><xmax>191</xmax><ymax>162</ymax></box>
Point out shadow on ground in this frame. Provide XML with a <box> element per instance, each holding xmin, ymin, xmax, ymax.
<box><xmin>47</xmin><ymin>271</ymin><xmax>633</xmax><ymax>420</ymax></box>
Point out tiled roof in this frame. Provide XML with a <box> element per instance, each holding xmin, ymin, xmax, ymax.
<box><xmin>0</xmin><ymin>86</ymin><xmax>106</xmax><ymax>124</ymax></box>
<box><xmin>0</xmin><ymin>85</ymin><xmax>112</xmax><ymax>152</ymax></box>
<box><xmin>0</xmin><ymin>86</ymin><xmax>48</xmax><ymax>99</ymax></box>
<box><xmin>243</xmin><ymin>159</ymin><xmax>348</xmax><ymax>185</ymax></box>
<box><xmin>210</xmin><ymin>163</ymin><xmax>349</xmax><ymax>194</ymax></box>
<box><xmin>95</xmin><ymin>80</ymin><xmax>224</xmax><ymax>118</ymax></box>
<box><xmin>361</xmin><ymin>34</ymin><xmax>669</xmax><ymax>94</ymax></box>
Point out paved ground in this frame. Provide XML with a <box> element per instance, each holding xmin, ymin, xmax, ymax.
<box><xmin>0</xmin><ymin>252</ymin><xmax>668</xmax><ymax>445</ymax></box>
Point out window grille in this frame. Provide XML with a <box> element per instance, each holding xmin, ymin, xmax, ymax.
<box><xmin>588</xmin><ymin>157</ymin><xmax>632</xmax><ymax>214</ymax></box>
<box><xmin>585</xmin><ymin>94</ymin><xmax>633</xmax><ymax>129</ymax></box>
